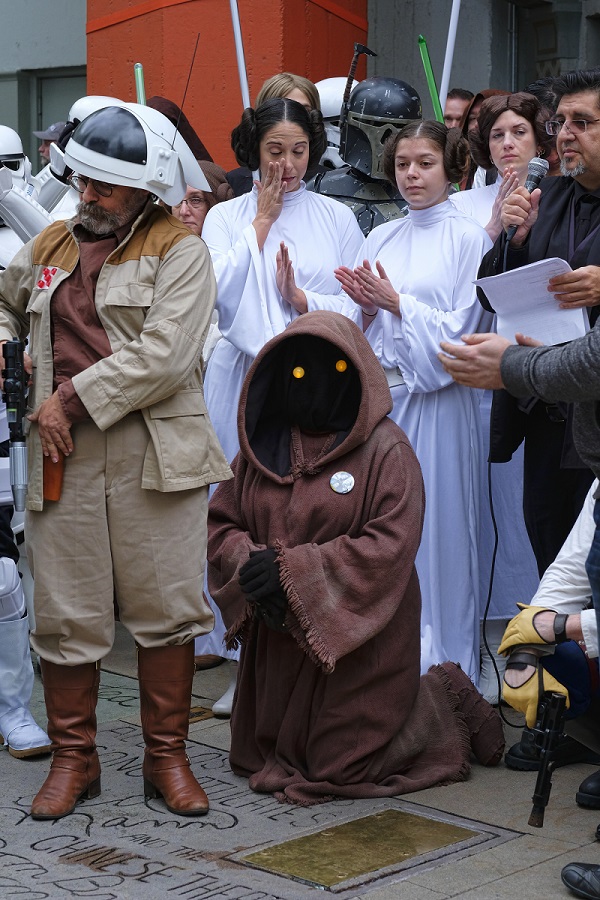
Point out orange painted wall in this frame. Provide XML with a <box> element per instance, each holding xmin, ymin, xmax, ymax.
<box><xmin>86</xmin><ymin>0</ymin><xmax>368</xmax><ymax>169</ymax></box>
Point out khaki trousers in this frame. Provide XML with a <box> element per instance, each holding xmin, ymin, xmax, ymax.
<box><xmin>26</xmin><ymin>414</ymin><xmax>214</xmax><ymax>664</ymax></box>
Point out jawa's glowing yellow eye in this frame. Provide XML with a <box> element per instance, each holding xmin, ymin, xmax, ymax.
<box><xmin>293</xmin><ymin>366</ymin><xmax>305</xmax><ymax>379</ymax></box>
<box><xmin>336</xmin><ymin>359</ymin><xmax>348</xmax><ymax>372</ymax></box>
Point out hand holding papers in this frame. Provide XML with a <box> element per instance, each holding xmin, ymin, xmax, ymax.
<box><xmin>475</xmin><ymin>258</ymin><xmax>589</xmax><ymax>345</ymax></box>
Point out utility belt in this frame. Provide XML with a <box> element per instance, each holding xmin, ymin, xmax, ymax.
<box><xmin>383</xmin><ymin>366</ymin><xmax>405</xmax><ymax>388</ymax></box>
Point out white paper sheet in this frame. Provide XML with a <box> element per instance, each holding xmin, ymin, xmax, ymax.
<box><xmin>475</xmin><ymin>257</ymin><xmax>589</xmax><ymax>345</ymax></box>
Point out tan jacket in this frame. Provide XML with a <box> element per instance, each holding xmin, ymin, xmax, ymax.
<box><xmin>0</xmin><ymin>200</ymin><xmax>232</xmax><ymax>510</ymax></box>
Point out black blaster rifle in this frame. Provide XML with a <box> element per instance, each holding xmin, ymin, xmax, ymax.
<box><xmin>528</xmin><ymin>690</ymin><xmax>567</xmax><ymax>827</ymax></box>
<box><xmin>2</xmin><ymin>338</ymin><xmax>27</xmax><ymax>511</ymax></box>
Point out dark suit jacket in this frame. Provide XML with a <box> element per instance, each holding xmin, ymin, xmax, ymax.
<box><xmin>477</xmin><ymin>176</ymin><xmax>600</xmax><ymax>463</ymax></box>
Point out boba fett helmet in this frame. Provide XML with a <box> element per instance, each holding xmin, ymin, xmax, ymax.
<box><xmin>340</xmin><ymin>77</ymin><xmax>422</xmax><ymax>180</ymax></box>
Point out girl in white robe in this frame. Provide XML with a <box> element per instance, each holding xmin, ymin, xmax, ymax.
<box><xmin>198</xmin><ymin>98</ymin><xmax>363</xmax><ymax>676</ymax></box>
<box><xmin>336</xmin><ymin>120</ymin><xmax>491</xmax><ymax>683</ymax></box>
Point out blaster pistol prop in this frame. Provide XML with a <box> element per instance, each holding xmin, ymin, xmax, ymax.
<box><xmin>528</xmin><ymin>691</ymin><xmax>567</xmax><ymax>827</ymax></box>
<box><xmin>2</xmin><ymin>339</ymin><xmax>27</xmax><ymax>511</ymax></box>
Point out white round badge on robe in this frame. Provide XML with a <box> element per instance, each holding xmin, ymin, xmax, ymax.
<box><xmin>330</xmin><ymin>471</ymin><xmax>354</xmax><ymax>494</ymax></box>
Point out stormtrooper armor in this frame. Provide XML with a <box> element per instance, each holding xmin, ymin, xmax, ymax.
<box><xmin>0</xmin><ymin>167</ymin><xmax>52</xmax><ymax>251</ymax></box>
<box><xmin>0</xmin><ymin>125</ymin><xmax>34</xmax><ymax>196</ymax></box>
<box><xmin>308</xmin><ymin>77</ymin><xmax>422</xmax><ymax>236</ymax></box>
<box><xmin>0</xmin><ymin>126</ymin><xmax>52</xmax><ymax>265</ymax></box>
<box><xmin>63</xmin><ymin>103</ymin><xmax>211</xmax><ymax>206</ymax></box>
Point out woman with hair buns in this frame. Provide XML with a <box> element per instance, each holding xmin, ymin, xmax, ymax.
<box><xmin>200</xmin><ymin>98</ymin><xmax>363</xmax><ymax>713</ymax></box>
<box><xmin>203</xmin><ymin>98</ymin><xmax>362</xmax><ymax>464</ymax></box>
<box><xmin>227</xmin><ymin>74</ymin><xmax>321</xmax><ymax>197</ymax></box>
<box><xmin>336</xmin><ymin>120</ymin><xmax>492</xmax><ymax>683</ymax></box>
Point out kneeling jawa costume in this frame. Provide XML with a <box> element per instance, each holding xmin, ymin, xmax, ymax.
<box><xmin>207</xmin><ymin>311</ymin><xmax>503</xmax><ymax>806</ymax></box>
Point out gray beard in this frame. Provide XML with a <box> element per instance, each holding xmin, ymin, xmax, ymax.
<box><xmin>77</xmin><ymin>193</ymin><xmax>147</xmax><ymax>235</ymax></box>
<box><xmin>560</xmin><ymin>158</ymin><xmax>586</xmax><ymax>178</ymax></box>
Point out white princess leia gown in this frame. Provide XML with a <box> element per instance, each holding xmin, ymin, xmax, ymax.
<box><xmin>344</xmin><ymin>201</ymin><xmax>492</xmax><ymax>682</ymax></box>
<box><xmin>198</xmin><ymin>182</ymin><xmax>364</xmax><ymax>657</ymax></box>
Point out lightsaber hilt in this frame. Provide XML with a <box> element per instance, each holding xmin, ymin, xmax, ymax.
<box><xmin>2</xmin><ymin>338</ymin><xmax>28</xmax><ymax>511</ymax></box>
<box><xmin>9</xmin><ymin>441</ymin><xmax>27</xmax><ymax>512</ymax></box>
<box><xmin>134</xmin><ymin>63</ymin><xmax>146</xmax><ymax>105</ymax></box>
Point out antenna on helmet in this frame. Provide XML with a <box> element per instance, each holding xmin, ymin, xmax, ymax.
<box><xmin>339</xmin><ymin>42</ymin><xmax>377</xmax><ymax>132</ymax></box>
<box><xmin>171</xmin><ymin>33</ymin><xmax>201</xmax><ymax>149</ymax></box>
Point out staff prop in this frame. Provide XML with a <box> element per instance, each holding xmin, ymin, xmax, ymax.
<box><xmin>229</xmin><ymin>0</ymin><xmax>251</xmax><ymax>109</ymax></box>
<box><xmin>439</xmin><ymin>0</ymin><xmax>462</xmax><ymax>112</ymax></box>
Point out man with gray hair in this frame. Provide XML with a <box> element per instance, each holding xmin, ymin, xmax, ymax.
<box><xmin>0</xmin><ymin>102</ymin><xmax>231</xmax><ymax>821</ymax></box>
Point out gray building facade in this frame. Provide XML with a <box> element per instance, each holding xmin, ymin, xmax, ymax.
<box><xmin>368</xmin><ymin>0</ymin><xmax>600</xmax><ymax>118</ymax></box>
<box><xmin>0</xmin><ymin>0</ymin><xmax>86</xmax><ymax>171</ymax></box>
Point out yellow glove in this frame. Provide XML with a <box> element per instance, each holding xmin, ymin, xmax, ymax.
<box><xmin>497</xmin><ymin>604</ymin><xmax>557</xmax><ymax>657</ymax></box>
<box><xmin>502</xmin><ymin>651</ymin><xmax>570</xmax><ymax>728</ymax></box>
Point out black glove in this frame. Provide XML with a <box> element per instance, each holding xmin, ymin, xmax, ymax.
<box><xmin>239</xmin><ymin>550</ymin><xmax>289</xmax><ymax>632</ymax></box>
<box><xmin>254</xmin><ymin>590</ymin><xmax>289</xmax><ymax>632</ymax></box>
<box><xmin>238</xmin><ymin>549</ymin><xmax>281</xmax><ymax>600</ymax></box>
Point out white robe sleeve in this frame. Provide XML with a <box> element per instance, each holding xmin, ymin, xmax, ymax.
<box><xmin>529</xmin><ymin>481</ymin><xmax>598</xmax><ymax>657</ymax></box>
<box><xmin>202</xmin><ymin>205</ymin><xmax>277</xmax><ymax>359</ymax></box>
<box><xmin>390</xmin><ymin>229</ymin><xmax>492</xmax><ymax>393</ymax></box>
<box><xmin>304</xmin><ymin>208</ymin><xmax>364</xmax><ymax>314</ymax></box>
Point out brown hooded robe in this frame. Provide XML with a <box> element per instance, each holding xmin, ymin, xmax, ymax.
<box><xmin>207</xmin><ymin>311</ymin><xmax>487</xmax><ymax>805</ymax></box>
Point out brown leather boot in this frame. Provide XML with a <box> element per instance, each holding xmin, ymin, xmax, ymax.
<box><xmin>31</xmin><ymin>661</ymin><xmax>101</xmax><ymax>819</ymax></box>
<box><xmin>138</xmin><ymin>643</ymin><xmax>209</xmax><ymax>816</ymax></box>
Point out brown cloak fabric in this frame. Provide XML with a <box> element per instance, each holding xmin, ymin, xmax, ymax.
<box><xmin>207</xmin><ymin>311</ymin><xmax>484</xmax><ymax>805</ymax></box>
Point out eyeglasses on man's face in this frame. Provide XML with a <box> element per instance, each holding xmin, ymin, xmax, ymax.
<box><xmin>545</xmin><ymin>117</ymin><xmax>600</xmax><ymax>136</ymax></box>
<box><xmin>68</xmin><ymin>174</ymin><xmax>114</xmax><ymax>197</ymax></box>
<box><xmin>172</xmin><ymin>196</ymin><xmax>208</xmax><ymax>209</ymax></box>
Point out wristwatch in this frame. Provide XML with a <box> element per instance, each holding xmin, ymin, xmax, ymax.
<box><xmin>553</xmin><ymin>613</ymin><xmax>569</xmax><ymax>643</ymax></box>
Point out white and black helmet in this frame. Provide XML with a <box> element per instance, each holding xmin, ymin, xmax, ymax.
<box><xmin>63</xmin><ymin>103</ymin><xmax>210</xmax><ymax>204</ymax></box>
<box><xmin>317</xmin><ymin>77</ymin><xmax>358</xmax><ymax>169</ymax></box>
<box><xmin>0</xmin><ymin>125</ymin><xmax>31</xmax><ymax>190</ymax></box>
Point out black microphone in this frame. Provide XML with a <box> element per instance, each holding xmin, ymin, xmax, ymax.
<box><xmin>506</xmin><ymin>156</ymin><xmax>549</xmax><ymax>241</ymax></box>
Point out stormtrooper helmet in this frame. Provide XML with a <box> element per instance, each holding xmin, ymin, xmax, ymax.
<box><xmin>316</xmin><ymin>77</ymin><xmax>357</xmax><ymax>169</ymax></box>
<box><xmin>0</xmin><ymin>126</ymin><xmax>32</xmax><ymax>191</ymax></box>
<box><xmin>340</xmin><ymin>77</ymin><xmax>422</xmax><ymax>180</ymax></box>
<box><xmin>50</xmin><ymin>95</ymin><xmax>129</xmax><ymax>183</ymax></box>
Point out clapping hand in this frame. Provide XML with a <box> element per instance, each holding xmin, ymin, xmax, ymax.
<box><xmin>485</xmin><ymin>168</ymin><xmax>519</xmax><ymax>241</ymax></box>
<box><xmin>353</xmin><ymin>260</ymin><xmax>400</xmax><ymax>316</ymax></box>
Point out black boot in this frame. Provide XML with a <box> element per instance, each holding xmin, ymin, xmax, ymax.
<box><xmin>561</xmin><ymin>862</ymin><xmax>600</xmax><ymax>899</ymax></box>
<box><xmin>505</xmin><ymin>727</ymin><xmax>600</xmax><ymax>772</ymax></box>
<box><xmin>577</xmin><ymin>768</ymin><xmax>600</xmax><ymax>809</ymax></box>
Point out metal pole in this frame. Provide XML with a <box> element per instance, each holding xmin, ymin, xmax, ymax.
<box><xmin>229</xmin><ymin>0</ymin><xmax>251</xmax><ymax>109</ymax></box>
<box><xmin>439</xmin><ymin>0</ymin><xmax>462</xmax><ymax>113</ymax></box>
